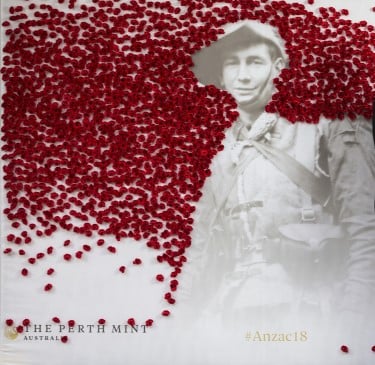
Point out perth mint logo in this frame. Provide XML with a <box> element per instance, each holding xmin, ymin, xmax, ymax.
<box><xmin>4</xmin><ymin>323</ymin><xmax>148</xmax><ymax>341</ymax></box>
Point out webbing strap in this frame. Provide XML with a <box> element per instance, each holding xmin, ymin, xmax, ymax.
<box><xmin>252</xmin><ymin>140</ymin><xmax>330</xmax><ymax>206</ymax></box>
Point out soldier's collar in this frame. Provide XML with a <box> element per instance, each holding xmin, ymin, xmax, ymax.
<box><xmin>233</xmin><ymin>112</ymin><xmax>278</xmax><ymax>142</ymax></box>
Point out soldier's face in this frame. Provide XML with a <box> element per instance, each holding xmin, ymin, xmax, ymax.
<box><xmin>221</xmin><ymin>43</ymin><xmax>282</xmax><ymax>112</ymax></box>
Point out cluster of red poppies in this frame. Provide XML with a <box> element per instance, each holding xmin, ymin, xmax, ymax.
<box><xmin>2</xmin><ymin>0</ymin><xmax>374</xmax><ymax>335</ymax></box>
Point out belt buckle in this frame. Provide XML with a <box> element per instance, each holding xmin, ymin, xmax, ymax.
<box><xmin>301</xmin><ymin>208</ymin><xmax>316</xmax><ymax>222</ymax></box>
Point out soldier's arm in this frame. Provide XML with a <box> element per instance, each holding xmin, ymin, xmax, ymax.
<box><xmin>324</xmin><ymin>116</ymin><xmax>375</xmax><ymax>316</ymax></box>
<box><xmin>178</xmin><ymin>167</ymin><xmax>219</xmax><ymax>305</ymax></box>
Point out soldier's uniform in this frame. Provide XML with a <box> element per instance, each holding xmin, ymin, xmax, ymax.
<box><xmin>185</xmin><ymin>112</ymin><xmax>375</xmax><ymax>327</ymax></box>
<box><xmin>182</xmin><ymin>20</ymin><xmax>375</xmax><ymax>330</ymax></box>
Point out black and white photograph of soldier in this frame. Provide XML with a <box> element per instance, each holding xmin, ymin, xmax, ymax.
<box><xmin>181</xmin><ymin>20</ymin><xmax>375</xmax><ymax>335</ymax></box>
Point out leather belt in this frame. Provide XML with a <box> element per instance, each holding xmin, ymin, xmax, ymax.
<box><xmin>224</xmin><ymin>200</ymin><xmax>263</xmax><ymax>216</ymax></box>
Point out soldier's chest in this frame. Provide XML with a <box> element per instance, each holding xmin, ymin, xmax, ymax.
<box><xmin>224</xmin><ymin>120</ymin><xmax>318</xmax><ymax>201</ymax></box>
